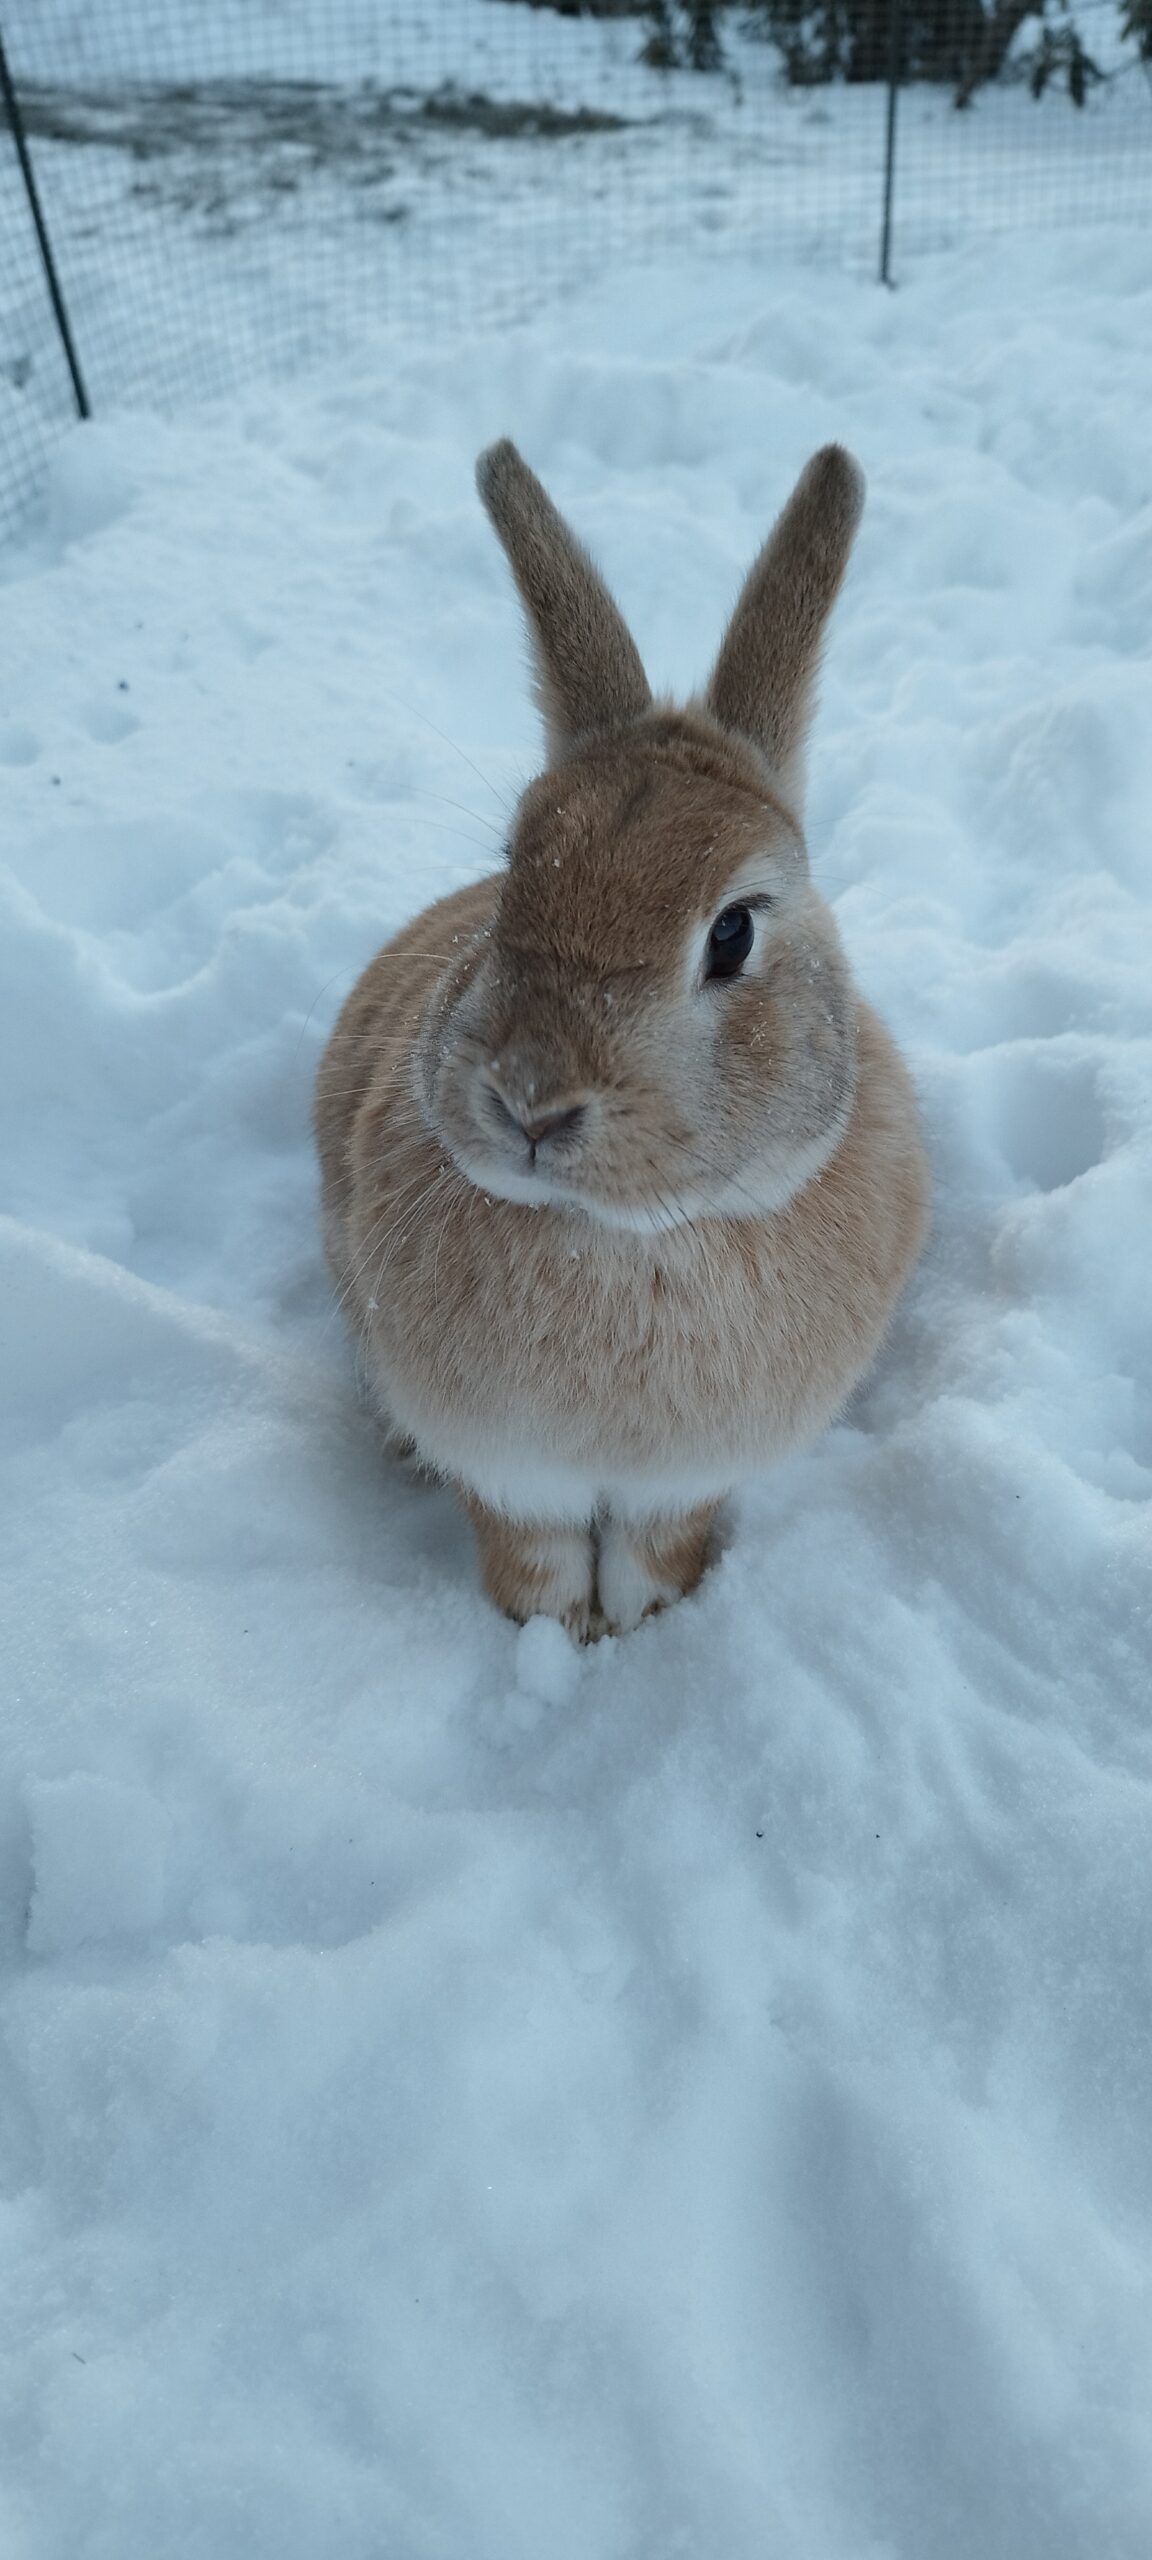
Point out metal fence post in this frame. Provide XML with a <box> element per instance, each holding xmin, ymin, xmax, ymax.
<box><xmin>879</xmin><ymin>0</ymin><xmax>904</xmax><ymax>285</ymax></box>
<box><xmin>0</xmin><ymin>19</ymin><xmax>90</xmax><ymax>416</ymax></box>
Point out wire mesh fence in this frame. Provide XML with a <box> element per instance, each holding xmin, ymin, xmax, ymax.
<box><xmin>2</xmin><ymin>0</ymin><xmax>1150</xmax><ymax>539</ymax></box>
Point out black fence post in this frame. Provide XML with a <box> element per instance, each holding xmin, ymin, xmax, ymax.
<box><xmin>878</xmin><ymin>0</ymin><xmax>904</xmax><ymax>286</ymax></box>
<box><xmin>0</xmin><ymin>19</ymin><xmax>90</xmax><ymax>417</ymax></box>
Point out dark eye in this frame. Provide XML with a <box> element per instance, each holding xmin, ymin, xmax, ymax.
<box><xmin>705</xmin><ymin>903</ymin><xmax>755</xmax><ymax>982</ymax></box>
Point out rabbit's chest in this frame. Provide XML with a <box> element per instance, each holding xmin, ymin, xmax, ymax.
<box><xmin>365</xmin><ymin>1199</ymin><xmax>836</xmax><ymax>1504</ymax></box>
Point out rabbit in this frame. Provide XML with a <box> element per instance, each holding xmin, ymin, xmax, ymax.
<box><xmin>315</xmin><ymin>439</ymin><xmax>929</xmax><ymax>1639</ymax></box>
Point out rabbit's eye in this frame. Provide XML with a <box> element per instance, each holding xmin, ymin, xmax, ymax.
<box><xmin>705</xmin><ymin>904</ymin><xmax>755</xmax><ymax>982</ymax></box>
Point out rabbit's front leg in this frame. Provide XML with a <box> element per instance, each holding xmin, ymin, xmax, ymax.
<box><xmin>596</xmin><ymin>1501</ymin><xmax>722</xmax><ymax>1636</ymax></box>
<box><xmin>464</xmin><ymin>1494</ymin><xmax>599</xmax><ymax>1640</ymax></box>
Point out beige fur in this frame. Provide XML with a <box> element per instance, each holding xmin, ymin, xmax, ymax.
<box><xmin>315</xmin><ymin>442</ymin><xmax>930</xmax><ymax>1637</ymax></box>
<box><xmin>477</xmin><ymin>438</ymin><xmax>651</xmax><ymax>761</ymax></box>
<box><xmin>708</xmin><ymin>443</ymin><xmax>864</xmax><ymax>806</ymax></box>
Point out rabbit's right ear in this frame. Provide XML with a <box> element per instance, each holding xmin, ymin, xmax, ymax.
<box><xmin>706</xmin><ymin>445</ymin><xmax>864</xmax><ymax>814</ymax></box>
<box><xmin>477</xmin><ymin>440</ymin><xmax>651</xmax><ymax>764</ymax></box>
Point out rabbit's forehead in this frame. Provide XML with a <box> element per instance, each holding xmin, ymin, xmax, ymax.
<box><xmin>501</xmin><ymin>741</ymin><xmax>799</xmax><ymax>960</ymax></box>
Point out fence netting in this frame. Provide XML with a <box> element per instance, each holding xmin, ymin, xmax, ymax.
<box><xmin>2</xmin><ymin>1</ymin><xmax>1150</xmax><ymax>539</ymax></box>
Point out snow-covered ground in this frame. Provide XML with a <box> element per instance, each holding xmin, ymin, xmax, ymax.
<box><xmin>2</xmin><ymin>42</ymin><xmax>1152</xmax><ymax>2559</ymax></box>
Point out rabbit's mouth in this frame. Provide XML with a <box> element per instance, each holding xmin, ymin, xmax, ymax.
<box><xmin>448</xmin><ymin>1146</ymin><xmax>577</xmax><ymax>1214</ymax></box>
<box><xmin>437</xmin><ymin>1130</ymin><xmax>848</xmax><ymax>1235</ymax></box>
<box><xmin>449</xmin><ymin>1142</ymin><xmax>701</xmax><ymax>1232</ymax></box>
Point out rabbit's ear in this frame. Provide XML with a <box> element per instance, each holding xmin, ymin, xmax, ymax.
<box><xmin>477</xmin><ymin>440</ymin><xmax>651</xmax><ymax>762</ymax></box>
<box><xmin>706</xmin><ymin>445</ymin><xmax>864</xmax><ymax>812</ymax></box>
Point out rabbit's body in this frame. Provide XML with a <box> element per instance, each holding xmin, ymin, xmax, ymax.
<box><xmin>316</xmin><ymin>449</ymin><xmax>929</xmax><ymax>1635</ymax></box>
<box><xmin>318</xmin><ymin>869</ymin><xmax>922</xmax><ymax>1514</ymax></box>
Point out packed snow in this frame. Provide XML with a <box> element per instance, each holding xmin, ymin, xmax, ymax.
<box><xmin>2</xmin><ymin>60</ymin><xmax>1152</xmax><ymax>2559</ymax></box>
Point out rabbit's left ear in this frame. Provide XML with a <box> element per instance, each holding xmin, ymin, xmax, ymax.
<box><xmin>706</xmin><ymin>445</ymin><xmax>864</xmax><ymax>812</ymax></box>
<box><xmin>477</xmin><ymin>440</ymin><xmax>652</xmax><ymax>763</ymax></box>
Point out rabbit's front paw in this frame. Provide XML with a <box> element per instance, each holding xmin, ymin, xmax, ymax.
<box><xmin>596</xmin><ymin>1504</ymin><xmax>721</xmax><ymax>1635</ymax></box>
<box><xmin>466</xmin><ymin>1499</ymin><xmax>598</xmax><ymax>1640</ymax></box>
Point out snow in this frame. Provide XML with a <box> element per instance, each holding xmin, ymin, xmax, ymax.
<box><xmin>4</xmin><ymin>0</ymin><xmax>1150</xmax><ymax>446</ymax></box>
<box><xmin>24</xmin><ymin>1774</ymin><xmax>171</xmax><ymax>1955</ymax></box>
<box><xmin>2</xmin><ymin>49</ymin><xmax>1152</xmax><ymax>2559</ymax></box>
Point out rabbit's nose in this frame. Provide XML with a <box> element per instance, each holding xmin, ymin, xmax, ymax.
<box><xmin>521</xmin><ymin>1103</ymin><xmax>586</xmax><ymax>1147</ymax></box>
<box><xmin>486</xmin><ymin>1086</ymin><xmax>586</xmax><ymax>1149</ymax></box>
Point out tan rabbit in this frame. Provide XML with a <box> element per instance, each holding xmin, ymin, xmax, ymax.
<box><xmin>315</xmin><ymin>440</ymin><xmax>929</xmax><ymax>1638</ymax></box>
